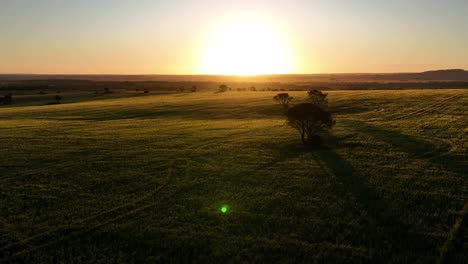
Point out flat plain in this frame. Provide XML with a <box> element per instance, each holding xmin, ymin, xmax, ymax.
<box><xmin>0</xmin><ymin>89</ymin><xmax>466</xmax><ymax>263</ymax></box>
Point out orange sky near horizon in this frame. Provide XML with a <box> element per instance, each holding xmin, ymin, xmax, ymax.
<box><xmin>1</xmin><ymin>0</ymin><xmax>467</xmax><ymax>75</ymax></box>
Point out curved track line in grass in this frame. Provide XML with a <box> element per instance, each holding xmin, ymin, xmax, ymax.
<box><xmin>5</xmin><ymin>125</ymin><xmax>279</xmax><ymax>259</ymax></box>
<box><xmin>0</xmin><ymin>125</ymin><xmax>282</xmax><ymax>261</ymax></box>
<box><xmin>365</xmin><ymin>118</ymin><xmax>461</xmax><ymax>163</ymax></box>
<box><xmin>383</xmin><ymin>94</ymin><xmax>462</xmax><ymax>121</ymax></box>
<box><xmin>438</xmin><ymin>201</ymin><xmax>468</xmax><ymax>264</ymax></box>
<box><xmin>416</xmin><ymin>135</ymin><xmax>461</xmax><ymax>162</ymax></box>
<box><xmin>0</xmin><ymin>118</ymin><xmax>278</xmax><ymax>260</ymax></box>
<box><xmin>0</xmin><ymin>128</ymin><xmax>259</xmax><ymax>261</ymax></box>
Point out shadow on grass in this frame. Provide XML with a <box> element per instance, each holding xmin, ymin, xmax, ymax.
<box><xmin>300</xmin><ymin>141</ymin><xmax>436</xmax><ymax>261</ymax></box>
<box><xmin>348</xmin><ymin>120</ymin><xmax>465</xmax><ymax>176</ymax></box>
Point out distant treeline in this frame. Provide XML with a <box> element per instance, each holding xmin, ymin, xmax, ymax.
<box><xmin>2</xmin><ymin>69</ymin><xmax>468</xmax><ymax>83</ymax></box>
<box><xmin>1</xmin><ymin>80</ymin><xmax>468</xmax><ymax>92</ymax></box>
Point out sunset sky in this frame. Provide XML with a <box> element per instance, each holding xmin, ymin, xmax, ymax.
<box><xmin>1</xmin><ymin>0</ymin><xmax>467</xmax><ymax>75</ymax></box>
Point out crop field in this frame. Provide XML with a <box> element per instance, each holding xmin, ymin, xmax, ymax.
<box><xmin>0</xmin><ymin>89</ymin><xmax>466</xmax><ymax>263</ymax></box>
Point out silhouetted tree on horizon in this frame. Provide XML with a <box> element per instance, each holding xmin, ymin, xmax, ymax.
<box><xmin>274</xmin><ymin>93</ymin><xmax>293</xmax><ymax>109</ymax></box>
<box><xmin>219</xmin><ymin>84</ymin><xmax>228</xmax><ymax>92</ymax></box>
<box><xmin>54</xmin><ymin>94</ymin><xmax>62</xmax><ymax>104</ymax></box>
<box><xmin>308</xmin><ymin>89</ymin><xmax>328</xmax><ymax>107</ymax></box>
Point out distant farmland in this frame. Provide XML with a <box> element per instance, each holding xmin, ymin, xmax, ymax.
<box><xmin>0</xmin><ymin>89</ymin><xmax>466</xmax><ymax>263</ymax></box>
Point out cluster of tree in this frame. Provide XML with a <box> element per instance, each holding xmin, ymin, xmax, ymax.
<box><xmin>0</xmin><ymin>94</ymin><xmax>13</xmax><ymax>105</ymax></box>
<box><xmin>217</xmin><ymin>85</ymin><xmax>293</xmax><ymax>92</ymax></box>
<box><xmin>175</xmin><ymin>86</ymin><xmax>197</xmax><ymax>93</ymax></box>
<box><xmin>219</xmin><ymin>84</ymin><xmax>228</xmax><ymax>92</ymax></box>
<box><xmin>273</xmin><ymin>89</ymin><xmax>329</xmax><ymax>109</ymax></box>
<box><xmin>218</xmin><ymin>85</ymin><xmax>261</xmax><ymax>92</ymax></box>
<box><xmin>274</xmin><ymin>90</ymin><xmax>333</xmax><ymax>145</ymax></box>
<box><xmin>46</xmin><ymin>94</ymin><xmax>62</xmax><ymax>105</ymax></box>
<box><xmin>133</xmin><ymin>88</ymin><xmax>150</xmax><ymax>94</ymax></box>
<box><xmin>94</xmin><ymin>88</ymin><xmax>112</xmax><ymax>95</ymax></box>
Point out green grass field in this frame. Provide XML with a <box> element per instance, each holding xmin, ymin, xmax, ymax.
<box><xmin>0</xmin><ymin>89</ymin><xmax>466</xmax><ymax>263</ymax></box>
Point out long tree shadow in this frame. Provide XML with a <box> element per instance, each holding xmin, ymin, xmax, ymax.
<box><xmin>310</xmin><ymin>145</ymin><xmax>435</xmax><ymax>262</ymax></box>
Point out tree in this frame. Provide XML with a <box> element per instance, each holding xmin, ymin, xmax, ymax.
<box><xmin>54</xmin><ymin>95</ymin><xmax>62</xmax><ymax>103</ymax></box>
<box><xmin>308</xmin><ymin>89</ymin><xmax>328</xmax><ymax>107</ymax></box>
<box><xmin>273</xmin><ymin>93</ymin><xmax>293</xmax><ymax>108</ymax></box>
<box><xmin>191</xmin><ymin>86</ymin><xmax>197</xmax><ymax>92</ymax></box>
<box><xmin>286</xmin><ymin>103</ymin><xmax>334</xmax><ymax>145</ymax></box>
<box><xmin>219</xmin><ymin>84</ymin><xmax>228</xmax><ymax>92</ymax></box>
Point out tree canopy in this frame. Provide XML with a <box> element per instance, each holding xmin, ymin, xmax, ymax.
<box><xmin>286</xmin><ymin>103</ymin><xmax>334</xmax><ymax>144</ymax></box>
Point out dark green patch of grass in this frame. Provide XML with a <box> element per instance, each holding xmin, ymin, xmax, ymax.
<box><xmin>0</xmin><ymin>90</ymin><xmax>466</xmax><ymax>263</ymax></box>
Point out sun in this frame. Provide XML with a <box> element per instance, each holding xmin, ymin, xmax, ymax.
<box><xmin>199</xmin><ymin>17</ymin><xmax>294</xmax><ymax>75</ymax></box>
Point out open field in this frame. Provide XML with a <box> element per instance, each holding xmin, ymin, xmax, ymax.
<box><xmin>0</xmin><ymin>89</ymin><xmax>467</xmax><ymax>263</ymax></box>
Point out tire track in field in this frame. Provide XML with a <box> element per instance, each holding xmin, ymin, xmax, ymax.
<box><xmin>0</xmin><ymin>159</ymin><xmax>188</xmax><ymax>262</ymax></box>
<box><xmin>0</xmin><ymin>128</ymin><xmax>258</xmax><ymax>262</ymax></box>
<box><xmin>385</xmin><ymin>94</ymin><xmax>462</xmax><ymax>121</ymax></box>
<box><xmin>365</xmin><ymin>121</ymin><xmax>459</xmax><ymax>162</ymax></box>
<box><xmin>438</xmin><ymin>201</ymin><xmax>468</xmax><ymax>264</ymax></box>
<box><xmin>366</xmin><ymin>92</ymin><xmax>464</xmax><ymax>161</ymax></box>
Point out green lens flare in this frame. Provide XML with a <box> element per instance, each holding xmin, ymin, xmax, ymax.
<box><xmin>221</xmin><ymin>206</ymin><xmax>227</xmax><ymax>213</ymax></box>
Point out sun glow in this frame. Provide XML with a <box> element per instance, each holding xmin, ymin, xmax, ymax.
<box><xmin>199</xmin><ymin>17</ymin><xmax>295</xmax><ymax>75</ymax></box>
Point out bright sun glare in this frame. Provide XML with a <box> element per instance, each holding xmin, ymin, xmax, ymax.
<box><xmin>200</xmin><ymin>17</ymin><xmax>294</xmax><ymax>75</ymax></box>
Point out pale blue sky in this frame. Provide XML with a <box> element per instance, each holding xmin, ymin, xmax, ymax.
<box><xmin>1</xmin><ymin>0</ymin><xmax>467</xmax><ymax>74</ymax></box>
